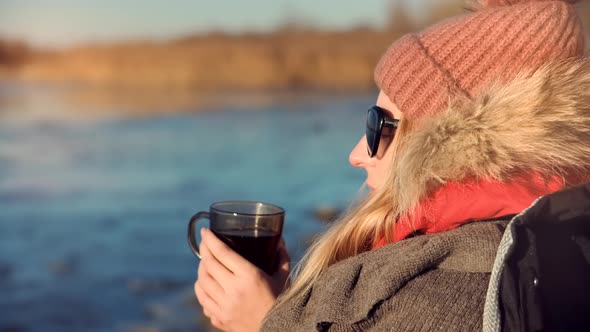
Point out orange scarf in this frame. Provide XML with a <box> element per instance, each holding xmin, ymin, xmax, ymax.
<box><xmin>374</xmin><ymin>173</ymin><xmax>566</xmax><ymax>249</ymax></box>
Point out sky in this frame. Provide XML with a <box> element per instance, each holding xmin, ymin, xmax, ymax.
<box><xmin>0</xmin><ymin>0</ymin><xmax>435</xmax><ymax>48</ymax></box>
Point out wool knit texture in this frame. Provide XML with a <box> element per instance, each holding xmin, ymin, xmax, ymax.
<box><xmin>374</xmin><ymin>0</ymin><xmax>585</xmax><ymax>121</ymax></box>
<box><xmin>261</xmin><ymin>220</ymin><xmax>508</xmax><ymax>332</ymax></box>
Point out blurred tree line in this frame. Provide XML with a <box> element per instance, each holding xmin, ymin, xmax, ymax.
<box><xmin>0</xmin><ymin>39</ymin><xmax>30</xmax><ymax>66</ymax></box>
<box><xmin>0</xmin><ymin>0</ymin><xmax>589</xmax><ymax>92</ymax></box>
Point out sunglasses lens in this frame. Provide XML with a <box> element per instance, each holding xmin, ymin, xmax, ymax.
<box><xmin>367</xmin><ymin>108</ymin><xmax>380</xmax><ymax>130</ymax></box>
<box><xmin>366</xmin><ymin>108</ymin><xmax>380</xmax><ymax>156</ymax></box>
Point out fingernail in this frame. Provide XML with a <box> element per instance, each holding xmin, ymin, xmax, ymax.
<box><xmin>201</xmin><ymin>228</ymin><xmax>207</xmax><ymax>236</ymax></box>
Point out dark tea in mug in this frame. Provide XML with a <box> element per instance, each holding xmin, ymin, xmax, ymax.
<box><xmin>188</xmin><ymin>201</ymin><xmax>285</xmax><ymax>275</ymax></box>
<box><xmin>211</xmin><ymin>228</ymin><xmax>281</xmax><ymax>274</ymax></box>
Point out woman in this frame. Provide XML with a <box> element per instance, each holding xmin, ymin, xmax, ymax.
<box><xmin>194</xmin><ymin>0</ymin><xmax>590</xmax><ymax>330</ymax></box>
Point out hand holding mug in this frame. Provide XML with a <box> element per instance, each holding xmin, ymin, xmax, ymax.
<box><xmin>195</xmin><ymin>228</ymin><xmax>290</xmax><ymax>331</ymax></box>
<box><xmin>188</xmin><ymin>201</ymin><xmax>290</xmax><ymax>331</ymax></box>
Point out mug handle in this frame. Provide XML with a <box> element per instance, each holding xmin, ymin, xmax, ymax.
<box><xmin>188</xmin><ymin>211</ymin><xmax>210</xmax><ymax>259</ymax></box>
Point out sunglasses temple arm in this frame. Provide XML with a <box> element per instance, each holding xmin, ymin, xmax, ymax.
<box><xmin>384</xmin><ymin>119</ymin><xmax>399</xmax><ymax>127</ymax></box>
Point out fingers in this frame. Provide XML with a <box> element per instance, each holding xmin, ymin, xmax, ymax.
<box><xmin>201</xmin><ymin>228</ymin><xmax>256</xmax><ymax>275</ymax></box>
<box><xmin>210</xmin><ymin>317</ymin><xmax>227</xmax><ymax>330</ymax></box>
<box><xmin>200</xmin><ymin>238</ymin><xmax>236</xmax><ymax>284</ymax></box>
<box><xmin>194</xmin><ymin>281</ymin><xmax>222</xmax><ymax>319</ymax></box>
<box><xmin>198</xmin><ymin>265</ymin><xmax>226</xmax><ymax>300</ymax></box>
<box><xmin>197</xmin><ymin>283</ymin><xmax>228</xmax><ymax>330</ymax></box>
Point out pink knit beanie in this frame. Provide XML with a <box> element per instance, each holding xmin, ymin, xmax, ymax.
<box><xmin>374</xmin><ymin>0</ymin><xmax>585</xmax><ymax>121</ymax></box>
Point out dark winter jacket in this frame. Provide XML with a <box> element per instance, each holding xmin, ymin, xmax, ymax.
<box><xmin>484</xmin><ymin>182</ymin><xmax>590</xmax><ymax>332</ymax></box>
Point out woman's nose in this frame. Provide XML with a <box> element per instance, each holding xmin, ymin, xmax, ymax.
<box><xmin>349</xmin><ymin>136</ymin><xmax>369</xmax><ymax>168</ymax></box>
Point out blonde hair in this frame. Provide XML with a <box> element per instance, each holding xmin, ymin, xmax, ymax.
<box><xmin>270</xmin><ymin>116</ymin><xmax>416</xmax><ymax>312</ymax></box>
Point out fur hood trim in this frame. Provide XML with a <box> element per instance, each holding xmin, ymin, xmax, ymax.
<box><xmin>394</xmin><ymin>57</ymin><xmax>590</xmax><ymax>214</ymax></box>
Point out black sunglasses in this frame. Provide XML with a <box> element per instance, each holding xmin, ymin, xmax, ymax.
<box><xmin>366</xmin><ymin>105</ymin><xmax>399</xmax><ymax>158</ymax></box>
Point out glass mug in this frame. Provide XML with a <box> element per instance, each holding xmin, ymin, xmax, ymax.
<box><xmin>187</xmin><ymin>201</ymin><xmax>285</xmax><ymax>275</ymax></box>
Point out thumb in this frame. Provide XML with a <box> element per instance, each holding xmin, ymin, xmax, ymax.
<box><xmin>269</xmin><ymin>238</ymin><xmax>291</xmax><ymax>296</ymax></box>
<box><xmin>277</xmin><ymin>238</ymin><xmax>291</xmax><ymax>272</ymax></box>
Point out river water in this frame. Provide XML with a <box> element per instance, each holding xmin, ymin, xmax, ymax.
<box><xmin>0</xmin><ymin>84</ymin><xmax>371</xmax><ymax>332</ymax></box>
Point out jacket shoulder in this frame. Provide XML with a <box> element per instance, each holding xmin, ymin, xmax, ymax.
<box><xmin>484</xmin><ymin>182</ymin><xmax>590</xmax><ymax>331</ymax></box>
